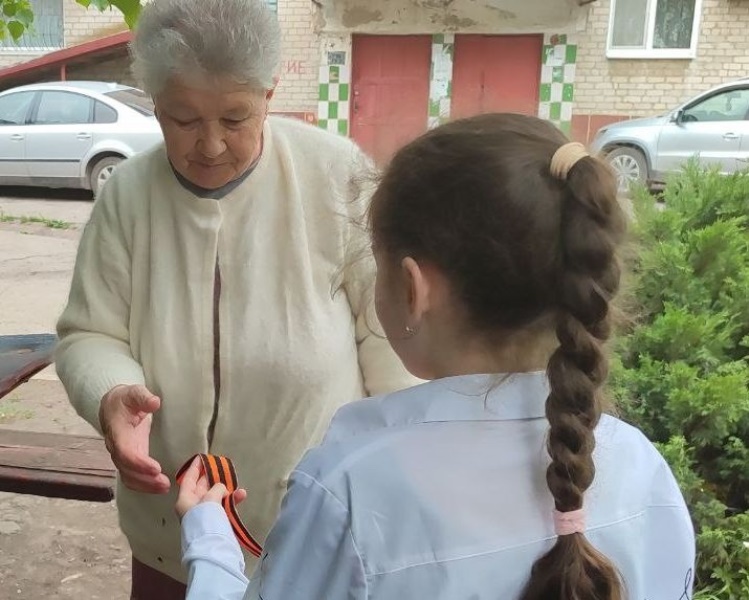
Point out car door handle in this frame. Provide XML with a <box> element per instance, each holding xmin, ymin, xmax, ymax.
<box><xmin>77</xmin><ymin>133</ymin><xmax>92</xmax><ymax>140</ymax></box>
<box><xmin>10</xmin><ymin>134</ymin><xmax>24</xmax><ymax>141</ymax></box>
<box><xmin>723</xmin><ymin>133</ymin><xmax>740</xmax><ymax>140</ymax></box>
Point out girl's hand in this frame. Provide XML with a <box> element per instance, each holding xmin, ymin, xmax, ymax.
<box><xmin>175</xmin><ymin>456</ymin><xmax>247</xmax><ymax>521</ymax></box>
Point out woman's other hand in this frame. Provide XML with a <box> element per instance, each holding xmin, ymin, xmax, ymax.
<box><xmin>175</xmin><ymin>456</ymin><xmax>247</xmax><ymax>520</ymax></box>
<box><xmin>99</xmin><ymin>384</ymin><xmax>171</xmax><ymax>494</ymax></box>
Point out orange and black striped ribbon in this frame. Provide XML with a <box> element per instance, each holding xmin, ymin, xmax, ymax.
<box><xmin>176</xmin><ymin>453</ymin><xmax>263</xmax><ymax>558</ymax></box>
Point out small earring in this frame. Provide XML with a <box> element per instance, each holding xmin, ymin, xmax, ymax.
<box><xmin>405</xmin><ymin>325</ymin><xmax>417</xmax><ymax>337</ymax></box>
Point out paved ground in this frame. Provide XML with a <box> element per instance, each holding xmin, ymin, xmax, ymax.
<box><xmin>0</xmin><ymin>188</ymin><xmax>130</xmax><ymax>598</ymax></box>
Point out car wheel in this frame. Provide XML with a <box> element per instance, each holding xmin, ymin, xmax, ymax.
<box><xmin>90</xmin><ymin>156</ymin><xmax>123</xmax><ymax>198</ymax></box>
<box><xmin>606</xmin><ymin>147</ymin><xmax>648</xmax><ymax>195</ymax></box>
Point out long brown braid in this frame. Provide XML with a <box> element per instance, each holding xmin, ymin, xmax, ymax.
<box><xmin>521</xmin><ymin>150</ymin><xmax>626</xmax><ymax>600</ymax></box>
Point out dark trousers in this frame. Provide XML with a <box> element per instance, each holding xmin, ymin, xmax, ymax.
<box><xmin>130</xmin><ymin>557</ymin><xmax>187</xmax><ymax>600</ymax></box>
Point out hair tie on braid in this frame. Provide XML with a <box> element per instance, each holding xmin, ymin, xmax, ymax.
<box><xmin>550</xmin><ymin>142</ymin><xmax>589</xmax><ymax>180</ymax></box>
<box><xmin>553</xmin><ymin>508</ymin><xmax>586</xmax><ymax>536</ymax></box>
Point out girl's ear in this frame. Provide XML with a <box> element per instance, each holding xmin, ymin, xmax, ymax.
<box><xmin>401</xmin><ymin>256</ymin><xmax>430</xmax><ymax>327</ymax></box>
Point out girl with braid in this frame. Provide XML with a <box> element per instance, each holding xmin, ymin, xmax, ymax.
<box><xmin>176</xmin><ymin>114</ymin><xmax>695</xmax><ymax>600</ymax></box>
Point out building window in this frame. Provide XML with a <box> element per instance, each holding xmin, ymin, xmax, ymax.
<box><xmin>607</xmin><ymin>0</ymin><xmax>702</xmax><ymax>59</ymax></box>
<box><xmin>1</xmin><ymin>0</ymin><xmax>63</xmax><ymax>51</ymax></box>
<box><xmin>266</xmin><ymin>0</ymin><xmax>278</xmax><ymax>13</ymax></box>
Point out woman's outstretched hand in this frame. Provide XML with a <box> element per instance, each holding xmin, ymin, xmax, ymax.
<box><xmin>99</xmin><ymin>384</ymin><xmax>171</xmax><ymax>494</ymax></box>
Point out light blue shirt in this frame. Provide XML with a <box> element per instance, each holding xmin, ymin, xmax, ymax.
<box><xmin>182</xmin><ymin>372</ymin><xmax>695</xmax><ymax>599</ymax></box>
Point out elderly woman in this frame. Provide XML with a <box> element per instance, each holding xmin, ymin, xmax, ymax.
<box><xmin>55</xmin><ymin>0</ymin><xmax>416</xmax><ymax>597</ymax></box>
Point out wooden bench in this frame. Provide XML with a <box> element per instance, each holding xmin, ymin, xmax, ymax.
<box><xmin>0</xmin><ymin>334</ymin><xmax>116</xmax><ymax>502</ymax></box>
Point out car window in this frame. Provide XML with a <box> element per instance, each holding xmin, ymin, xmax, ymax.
<box><xmin>94</xmin><ymin>101</ymin><xmax>118</xmax><ymax>124</ymax></box>
<box><xmin>683</xmin><ymin>88</ymin><xmax>749</xmax><ymax>122</ymax></box>
<box><xmin>33</xmin><ymin>91</ymin><xmax>93</xmax><ymax>125</ymax></box>
<box><xmin>103</xmin><ymin>89</ymin><xmax>155</xmax><ymax>116</ymax></box>
<box><xmin>0</xmin><ymin>92</ymin><xmax>36</xmax><ymax>125</ymax></box>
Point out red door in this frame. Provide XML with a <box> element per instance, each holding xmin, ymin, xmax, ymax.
<box><xmin>351</xmin><ymin>35</ymin><xmax>432</xmax><ymax>165</ymax></box>
<box><xmin>452</xmin><ymin>35</ymin><xmax>543</xmax><ymax>119</ymax></box>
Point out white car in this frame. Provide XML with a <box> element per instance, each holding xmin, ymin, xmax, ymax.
<box><xmin>0</xmin><ymin>81</ymin><xmax>163</xmax><ymax>196</ymax></box>
<box><xmin>591</xmin><ymin>78</ymin><xmax>749</xmax><ymax>194</ymax></box>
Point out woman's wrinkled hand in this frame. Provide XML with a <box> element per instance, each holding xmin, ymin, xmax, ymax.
<box><xmin>99</xmin><ymin>384</ymin><xmax>171</xmax><ymax>494</ymax></box>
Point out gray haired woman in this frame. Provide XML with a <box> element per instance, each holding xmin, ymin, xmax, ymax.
<box><xmin>55</xmin><ymin>0</ymin><xmax>416</xmax><ymax>597</ymax></box>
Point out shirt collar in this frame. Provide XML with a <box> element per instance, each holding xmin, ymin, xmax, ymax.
<box><xmin>331</xmin><ymin>372</ymin><xmax>549</xmax><ymax>443</ymax></box>
<box><xmin>419</xmin><ymin>372</ymin><xmax>549</xmax><ymax>422</ymax></box>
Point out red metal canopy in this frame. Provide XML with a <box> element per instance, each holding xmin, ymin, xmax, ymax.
<box><xmin>0</xmin><ymin>31</ymin><xmax>132</xmax><ymax>90</ymax></box>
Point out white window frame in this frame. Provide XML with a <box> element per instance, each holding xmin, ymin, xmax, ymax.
<box><xmin>607</xmin><ymin>0</ymin><xmax>703</xmax><ymax>60</ymax></box>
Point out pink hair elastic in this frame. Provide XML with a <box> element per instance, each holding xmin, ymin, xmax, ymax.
<box><xmin>553</xmin><ymin>508</ymin><xmax>586</xmax><ymax>536</ymax></box>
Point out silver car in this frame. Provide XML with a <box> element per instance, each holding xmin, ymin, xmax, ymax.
<box><xmin>0</xmin><ymin>81</ymin><xmax>163</xmax><ymax>196</ymax></box>
<box><xmin>590</xmin><ymin>78</ymin><xmax>749</xmax><ymax>193</ymax></box>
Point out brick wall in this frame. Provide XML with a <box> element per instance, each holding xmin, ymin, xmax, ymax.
<box><xmin>271</xmin><ymin>0</ymin><xmax>321</xmax><ymax>113</ymax></box>
<box><xmin>64</xmin><ymin>0</ymin><xmax>127</xmax><ymax>47</ymax></box>
<box><xmin>0</xmin><ymin>52</ymin><xmax>40</xmax><ymax>69</ymax></box>
<box><xmin>68</xmin><ymin>54</ymin><xmax>134</xmax><ymax>86</ymax></box>
<box><xmin>0</xmin><ymin>0</ymin><xmax>127</xmax><ymax>71</ymax></box>
<box><xmin>574</xmin><ymin>0</ymin><xmax>749</xmax><ymax>141</ymax></box>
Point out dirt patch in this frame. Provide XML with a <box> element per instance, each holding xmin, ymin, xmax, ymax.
<box><xmin>0</xmin><ymin>379</ymin><xmax>130</xmax><ymax>598</ymax></box>
<box><xmin>0</xmin><ymin>220</ymin><xmax>81</xmax><ymax>241</ymax></box>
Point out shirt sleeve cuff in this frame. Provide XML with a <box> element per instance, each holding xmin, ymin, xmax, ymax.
<box><xmin>181</xmin><ymin>502</ymin><xmax>237</xmax><ymax>550</ymax></box>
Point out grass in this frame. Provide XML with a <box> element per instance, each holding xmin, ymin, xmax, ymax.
<box><xmin>0</xmin><ymin>212</ymin><xmax>71</xmax><ymax>230</ymax></box>
<box><xmin>0</xmin><ymin>395</ymin><xmax>34</xmax><ymax>424</ymax></box>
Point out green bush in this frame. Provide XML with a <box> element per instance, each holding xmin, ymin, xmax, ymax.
<box><xmin>609</xmin><ymin>164</ymin><xmax>749</xmax><ymax>598</ymax></box>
